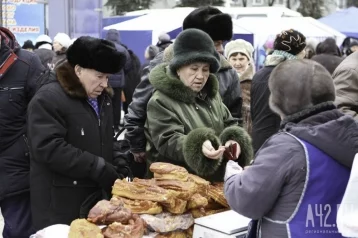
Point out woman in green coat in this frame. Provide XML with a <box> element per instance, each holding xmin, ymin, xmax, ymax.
<box><xmin>145</xmin><ymin>29</ymin><xmax>253</xmax><ymax>182</ymax></box>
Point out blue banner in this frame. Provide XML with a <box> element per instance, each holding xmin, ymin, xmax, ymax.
<box><xmin>2</xmin><ymin>0</ymin><xmax>45</xmax><ymax>47</ymax></box>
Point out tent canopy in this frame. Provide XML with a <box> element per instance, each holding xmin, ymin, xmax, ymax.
<box><xmin>235</xmin><ymin>16</ymin><xmax>346</xmax><ymax>47</ymax></box>
<box><xmin>103</xmin><ymin>8</ymin><xmax>253</xmax><ymax>63</ymax></box>
<box><xmin>319</xmin><ymin>7</ymin><xmax>358</xmax><ymax>38</ymax></box>
<box><xmin>217</xmin><ymin>6</ymin><xmax>302</xmax><ymax>18</ymax></box>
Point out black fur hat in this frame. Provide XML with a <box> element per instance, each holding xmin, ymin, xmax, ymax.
<box><xmin>66</xmin><ymin>36</ymin><xmax>126</xmax><ymax>74</ymax></box>
<box><xmin>170</xmin><ymin>29</ymin><xmax>220</xmax><ymax>74</ymax></box>
<box><xmin>183</xmin><ymin>6</ymin><xmax>233</xmax><ymax>41</ymax></box>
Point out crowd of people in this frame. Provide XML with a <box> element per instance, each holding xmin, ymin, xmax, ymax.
<box><xmin>0</xmin><ymin>5</ymin><xmax>357</xmax><ymax>238</ymax></box>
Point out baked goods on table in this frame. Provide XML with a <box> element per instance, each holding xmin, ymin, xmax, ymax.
<box><xmin>70</xmin><ymin>162</ymin><xmax>230</xmax><ymax>237</ymax></box>
<box><xmin>68</xmin><ymin>219</ymin><xmax>104</xmax><ymax>238</ymax></box>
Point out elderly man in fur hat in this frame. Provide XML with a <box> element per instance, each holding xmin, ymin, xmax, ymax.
<box><xmin>27</xmin><ymin>36</ymin><xmax>128</xmax><ymax>230</ymax></box>
<box><xmin>124</xmin><ymin>6</ymin><xmax>243</xmax><ymax>167</ymax></box>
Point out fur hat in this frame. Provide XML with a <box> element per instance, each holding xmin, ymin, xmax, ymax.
<box><xmin>274</xmin><ymin>29</ymin><xmax>306</xmax><ymax>55</ymax></box>
<box><xmin>169</xmin><ymin>29</ymin><xmax>220</xmax><ymax>74</ymax></box>
<box><xmin>66</xmin><ymin>36</ymin><xmax>127</xmax><ymax>74</ymax></box>
<box><xmin>54</xmin><ymin>33</ymin><xmax>71</xmax><ymax>49</ymax></box>
<box><xmin>269</xmin><ymin>60</ymin><xmax>335</xmax><ymax>117</ymax></box>
<box><xmin>316</xmin><ymin>38</ymin><xmax>341</xmax><ymax>56</ymax></box>
<box><xmin>224</xmin><ymin>39</ymin><xmax>254</xmax><ymax>60</ymax></box>
<box><xmin>22</xmin><ymin>40</ymin><xmax>35</xmax><ymax>50</ymax></box>
<box><xmin>183</xmin><ymin>6</ymin><xmax>233</xmax><ymax>41</ymax></box>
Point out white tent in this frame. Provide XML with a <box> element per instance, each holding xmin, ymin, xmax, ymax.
<box><xmin>217</xmin><ymin>6</ymin><xmax>302</xmax><ymax>19</ymax></box>
<box><xmin>234</xmin><ymin>17</ymin><xmax>346</xmax><ymax>47</ymax></box>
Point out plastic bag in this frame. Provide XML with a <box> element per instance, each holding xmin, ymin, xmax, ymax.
<box><xmin>337</xmin><ymin>153</ymin><xmax>358</xmax><ymax>237</ymax></box>
<box><xmin>30</xmin><ymin>224</ymin><xmax>70</xmax><ymax>238</ymax></box>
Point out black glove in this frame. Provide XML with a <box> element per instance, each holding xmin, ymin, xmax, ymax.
<box><xmin>95</xmin><ymin>162</ymin><xmax>121</xmax><ymax>192</ymax></box>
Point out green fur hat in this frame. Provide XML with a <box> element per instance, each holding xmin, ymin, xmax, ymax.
<box><xmin>169</xmin><ymin>29</ymin><xmax>220</xmax><ymax>74</ymax></box>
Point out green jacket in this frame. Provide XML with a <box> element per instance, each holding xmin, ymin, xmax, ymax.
<box><xmin>145</xmin><ymin>64</ymin><xmax>253</xmax><ymax>182</ymax></box>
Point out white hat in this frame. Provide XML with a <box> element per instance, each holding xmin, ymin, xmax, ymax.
<box><xmin>54</xmin><ymin>33</ymin><xmax>71</xmax><ymax>49</ymax></box>
<box><xmin>35</xmin><ymin>34</ymin><xmax>52</xmax><ymax>44</ymax></box>
<box><xmin>224</xmin><ymin>39</ymin><xmax>254</xmax><ymax>61</ymax></box>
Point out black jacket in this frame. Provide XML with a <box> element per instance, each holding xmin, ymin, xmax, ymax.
<box><xmin>125</xmin><ymin>52</ymin><xmax>242</xmax><ymax>153</ymax></box>
<box><xmin>0</xmin><ymin>28</ymin><xmax>44</xmax><ymax>200</ymax></box>
<box><xmin>251</xmin><ymin>54</ymin><xmax>287</xmax><ymax>153</ymax></box>
<box><xmin>27</xmin><ymin>62</ymin><xmax>120</xmax><ymax>230</ymax></box>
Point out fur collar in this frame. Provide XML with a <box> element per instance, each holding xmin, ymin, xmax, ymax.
<box><xmin>239</xmin><ymin>63</ymin><xmax>255</xmax><ymax>82</ymax></box>
<box><xmin>149</xmin><ymin>63</ymin><xmax>219</xmax><ymax>104</ymax></box>
<box><xmin>219</xmin><ymin>54</ymin><xmax>232</xmax><ymax>70</ymax></box>
<box><xmin>55</xmin><ymin>61</ymin><xmax>113</xmax><ymax>99</ymax></box>
<box><xmin>264</xmin><ymin>54</ymin><xmax>287</xmax><ymax>67</ymax></box>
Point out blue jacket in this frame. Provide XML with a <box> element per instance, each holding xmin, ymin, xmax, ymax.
<box><xmin>105</xmin><ymin>29</ymin><xmax>131</xmax><ymax>88</ymax></box>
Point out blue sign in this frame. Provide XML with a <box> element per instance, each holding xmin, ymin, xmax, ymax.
<box><xmin>2</xmin><ymin>0</ymin><xmax>45</xmax><ymax>47</ymax></box>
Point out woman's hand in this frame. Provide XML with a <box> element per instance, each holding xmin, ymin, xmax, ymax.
<box><xmin>202</xmin><ymin>140</ymin><xmax>226</xmax><ymax>160</ymax></box>
<box><xmin>225</xmin><ymin>140</ymin><xmax>241</xmax><ymax>160</ymax></box>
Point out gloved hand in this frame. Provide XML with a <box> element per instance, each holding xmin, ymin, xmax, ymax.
<box><xmin>202</xmin><ymin>140</ymin><xmax>226</xmax><ymax>160</ymax></box>
<box><xmin>224</xmin><ymin>140</ymin><xmax>241</xmax><ymax>160</ymax></box>
<box><xmin>96</xmin><ymin>162</ymin><xmax>121</xmax><ymax>191</ymax></box>
<box><xmin>132</xmin><ymin>151</ymin><xmax>146</xmax><ymax>163</ymax></box>
<box><xmin>224</xmin><ymin>160</ymin><xmax>243</xmax><ymax>181</ymax></box>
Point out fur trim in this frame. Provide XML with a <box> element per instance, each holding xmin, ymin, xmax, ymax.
<box><xmin>239</xmin><ymin>63</ymin><xmax>255</xmax><ymax>82</ymax></box>
<box><xmin>219</xmin><ymin>126</ymin><xmax>253</xmax><ymax>167</ymax></box>
<box><xmin>56</xmin><ymin>61</ymin><xmax>113</xmax><ymax>99</ymax></box>
<box><xmin>219</xmin><ymin>54</ymin><xmax>232</xmax><ymax>70</ymax></box>
<box><xmin>183</xmin><ymin>128</ymin><xmax>222</xmax><ymax>177</ymax></box>
<box><xmin>149</xmin><ymin>64</ymin><xmax>219</xmax><ymax>103</ymax></box>
<box><xmin>264</xmin><ymin>54</ymin><xmax>287</xmax><ymax>67</ymax></box>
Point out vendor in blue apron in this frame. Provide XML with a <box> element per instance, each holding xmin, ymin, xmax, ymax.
<box><xmin>224</xmin><ymin>59</ymin><xmax>358</xmax><ymax>238</ymax></box>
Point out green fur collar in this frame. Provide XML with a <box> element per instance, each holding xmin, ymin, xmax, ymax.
<box><xmin>149</xmin><ymin>63</ymin><xmax>219</xmax><ymax>104</ymax></box>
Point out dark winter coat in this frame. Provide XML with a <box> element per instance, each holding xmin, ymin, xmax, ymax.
<box><xmin>105</xmin><ymin>29</ymin><xmax>132</xmax><ymax>89</ymax></box>
<box><xmin>145</xmin><ymin>64</ymin><xmax>252</xmax><ymax>182</ymax></box>
<box><xmin>225</xmin><ymin>103</ymin><xmax>358</xmax><ymax>238</ymax></box>
<box><xmin>311</xmin><ymin>54</ymin><xmax>343</xmax><ymax>75</ymax></box>
<box><xmin>27</xmin><ymin>61</ymin><xmax>119</xmax><ymax>230</ymax></box>
<box><xmin>50</xmin><ymin>52</ymin><xmax>67</xmax><ymax>70</ymax></box>
<box><xmin>34</xmin><ymin>48</ymin><xmax>56</xmax><ymax>70</ymax></box>
<box><xmin>123</xmin><ymin>49</ymin><xmax>141</xmax><ymax>105</ymax></box>
<box><xmin>251</xmin><ymin>55</ymin><xmax>288</xmax><ymax>153</ymax></box>
<box><xmin>0</xmin><ymin>28</ymin><xmax>44</xmax><ymax>200</ymax></box>
<box><xmin>125</xmin><ymin>51</ymin><xmax>243</xmax><ymax>153</ymax></box>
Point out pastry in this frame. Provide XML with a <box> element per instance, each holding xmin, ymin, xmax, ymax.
<box><xmin>187</xmin><ymin>174</ymin><xmax>210</xmax><ymax>196</ymax></box>
<box><xmin>163</xmin><ymin>198</ymin><xmax>187</xmax><ymax>214</ymax></box>
<box><xmin>187</xmin><ymin>193</ymin><xmax>208</xmax><ymax>210</ymax></box>
<box><xmin>150</xmin><ymin>162</ymin><xmax>189</xmax><ymax>181</ymax></box>
<box><xmin>112</xmin><ymin>179</ymin><xmax>176</xmax><ymax>207</ymax></box>
<box><xmin>155</xmin><ymin>179</ymin><xmax>196</xmax><ymax>199</ymax></box>
<box><xmin>87</xmin><ymin>199</ymin><xmax>132</xmax><ymax>225</ymax></box>
<box><xmin>205</xmin><ymin>197</ymin><xmax>226</xmax><ymax>210</ymax></box>
<box><xmin>155</xmin><ymin>231</ymin><xmax>188</xmax><ymax>238</ymax></box>
<box><xmin>114</xmin><ymin>196</ymin><xmax>163</xmax><ymax>215</ymax></box>
<box><xmin>102</xmin><ymin>214</ymin><xmax>146</xmax><ymax>238</ymax></box>
<box><xmin>207</xmin><ymin>183</ymin><xmax>229</xmax><ymax>208</ymax></box>
<box><xmin>68</xmin><ymin>219</ymin><xmax>103</xmax><ymax>238</ymax></box>
<box><xmin>140</xmin><ymin>213</ymin><xmax>194</xmax><ymax>233</ymax></box>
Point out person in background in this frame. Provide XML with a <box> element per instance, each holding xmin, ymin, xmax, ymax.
<box><xmin>105</xmin><ymin>29</ymin><xmax>132</xmax><ymax>130</ymax></box>
<box><xmin>22</xmin><ymin>40</ymin><xmax>35</xmax><ymax>52</ymax></box>
<box><xmin>156</xmin><ymin>32</ymin><xmax>173</xmax><ymax>52</ymax></box>
<box><xmin>34</xmin><ymin>34</ymin><xmax>56</xmax><ymax>69</ymax></box>
<box><xmin>311</xmin><ymin>37</ymin><xmax>343</xmax><ymax>75</ymax></box>
<box><xmin>145</xmin><ymin>29</ymin><xmax>253</xmax><ymax>181</ymax></box>
<box><xmin>333</xmin><ymin>51</ymin><xmax>358</xmax><ymax>120</ymax></box>
<box><xmin>350</xmin><ymin>41</ymin><xmax>358</xmax><ymax>53</ymax></box>
<box><xmin>251</xmin><ymin>29</ymin><xmax>306</xmax><ymax>153</ymax></box>
<box><xmin>0</xmin><ymin>27</ymin><xmax>44</xmax><ymax>238</ymax></box>
<box><xmin>142</xmin><ymin>45</ymin><xmax>160</xmax><ymax>72</ymax></box>
<box><xmin>304</xmin><ymin>38</ymin><xmax>319</xmax><ymax>59</ymax></box>
<box><xmin>225</xmin><ymin>60</ymin><xmax>358</xmax><ymax>238</ymax></box>
<box><xmin>224</xmin><ymin>39</ymin><xmax>255</xmax><ymax>134</ymax></box>
<box><xmin>124</xmin><ymin>6</ymin><xmax>242</xmax><ymax>169</ymax></box>
<box><xmin>27</xmin><ymin>37</ymin><xmax>128</xmax><ymax>230</ymax></box>
<box><xmin>50</xmin><ymin>32</ymin><xmax>71</xmax><ymax>69</ymax></box>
